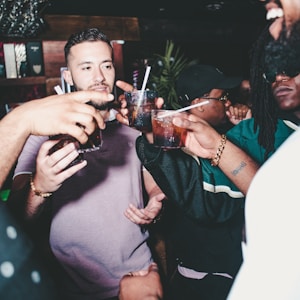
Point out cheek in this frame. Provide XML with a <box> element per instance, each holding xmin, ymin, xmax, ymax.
<box><xmin>211</xmin><ymin>105</ymin><xmax>227</xmax><ymax>123</ymax></box>
<box><xmin>72</xmin><ymin>74</ymin><xmax>92</xmax><ymax>90</ymax></box>
<box><xmin>294</xmin><ymin>77</ymin><xmax>300</xmax><ymax>98</ymax></box>
<box><xmin>212</xmin><ymin>103</ymin><xmax>226</xmax><ymax>116</ymax></box>
<box><xmin>106</xmin><ymin>72</ymin><xmax>116</xmax><ymax>87</ymax></box>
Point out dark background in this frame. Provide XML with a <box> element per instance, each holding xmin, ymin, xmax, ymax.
<box><xmin>44</xmin><ymin>0</ymin><xmax>270</xmax><ymax>77</ymax></box>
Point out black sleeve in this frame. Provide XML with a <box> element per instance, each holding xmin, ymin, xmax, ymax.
<box><xmin>136</xmin><ymin>135</ymin><xmax>244</xmax><ymax>224</ymax></box>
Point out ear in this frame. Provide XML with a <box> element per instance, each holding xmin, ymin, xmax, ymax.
<box><xmin>63</xmin><ymin>69</ymin><xmax>74</xmax><ymax>86</ymax></box>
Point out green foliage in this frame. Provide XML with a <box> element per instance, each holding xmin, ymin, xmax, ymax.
<box><xmin>148</xmin><ymin>40</ymin><xmax>190</xmax><ymax>109</ymax></box>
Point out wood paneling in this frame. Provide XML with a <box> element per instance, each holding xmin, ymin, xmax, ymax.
<box><xmin>39</xmin><ymin>15</ymin><xmax>140</xmax><ymax>41</ymax></box>
<box><xmin>42</xmin><ymin>40</ymin><xmax>125</xmax><ymax>82</ymax></box>
<box><xmin>42</xmin><ymin>41</ymin><xmax>66</xmax><ymax>78</ymax></box>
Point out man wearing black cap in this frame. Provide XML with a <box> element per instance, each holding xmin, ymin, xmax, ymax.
<box><xmin>177</xmin><ymin>64</ymin><xmax>241</xmax><ymax>103</ymax></box>
<box><xmin>156</xmin><ymin>64</ymin><xmax>249</xmax><ymax>300</ymax></box>
<box><xmin>176</xmin><ymin>64</ymin><xmax>251</xmax><ymax>132</ymax></box>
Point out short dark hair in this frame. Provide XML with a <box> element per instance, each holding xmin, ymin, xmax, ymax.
<box><xmin>64</xmin><ymin>28</ymin><xmax>113</xmax><ymax>64</ymax></box>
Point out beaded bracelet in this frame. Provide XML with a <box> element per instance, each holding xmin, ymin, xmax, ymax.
<box><xmin>210</xmin><ymin>134</ymin><xmax>227</xmax><ymax>167</ymax></box>
<box><xmin>30</xmin><ymin>174</ymin><xmax>53</xmax><ymax>198</ymax></box>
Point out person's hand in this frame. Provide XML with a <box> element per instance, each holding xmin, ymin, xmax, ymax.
<box><xmin>16</xmin><ymin>90</ymin><xmax>114</xmax><ymax>144</ymax></box>
<box><xmin>119</xmin><ymin>263</ymin><xmax>163</xmax><ymax>300</ymax></box>
<box><xmin>172</xmin><ymin>113</ymin><xmax>222</xmax><ymax>159</ymax></box>
<box><xmin>124</xmin><ymin>193</ymin><xmax>165</xmax><ymax>225</ymax></box>
<box><xmin>226</xmin><ymin>103</ymin><xmax>252</xmax><ymax>125</ymax></box>
<box><xmin>33</xmin><ymin>140</ymin><xmax>87</xmax><ymax>194</ymax></box>
<box><xmin>114</xmin><ymin>80</ymin><xmax>133</xmax><ymax>125</ymax></box>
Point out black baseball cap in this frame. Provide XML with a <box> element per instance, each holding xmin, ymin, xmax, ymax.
<box><xmin>176</xmin><ymin>64</ymin><xmax>242</xmax><ymax>106</ymax></box>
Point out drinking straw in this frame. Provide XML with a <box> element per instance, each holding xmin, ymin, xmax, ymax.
<box><xmin>141</xmin><ymin>66</ymin><xmax>151</xmax><ymax>93</ymax></box>
<box><xmin>137</xmin><ymin>66</ymin><xmax>151</xmax><ymax>108</ymax></box>
<box><xmin>54</xmin><ymin>85</ymin><xmax>64</xmax><ymax>95</ymax></box>
<box><xmin>159</xmin><ymin>100</ymin><xmax>210</xmax><ymax>118</ymax></box>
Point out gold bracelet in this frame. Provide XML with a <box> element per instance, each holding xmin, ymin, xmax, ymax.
<box><xmin>211</xmin><ymin>134</ymin><xmax>227</xmax><ymax>167</ymax></box>
<box><xmin>29</xmin><ymin>174</ymin><xmax>53</xmax><ymax>198</ymax></box>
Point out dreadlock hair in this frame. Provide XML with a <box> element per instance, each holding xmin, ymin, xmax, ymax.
<box><xmin>249</xmin><ymin>23</ymin><xmax>278</xmax><ymax>160</ymax></box>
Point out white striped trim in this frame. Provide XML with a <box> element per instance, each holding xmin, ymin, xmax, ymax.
<box><xmin>203</xmin><ymin>182</ymin><xmax>244</xmax><ymax>198</ymax></box>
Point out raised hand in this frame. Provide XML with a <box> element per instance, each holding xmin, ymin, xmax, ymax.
<box><xmin>124</xmin><ymin>193</ymin><xmax>165</xmax><ymax>225</ymax></box>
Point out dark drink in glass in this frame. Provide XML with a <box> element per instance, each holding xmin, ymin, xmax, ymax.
<box><xmin>151</xmin><ymin>109</ymin><xmax>187</xmax><ymax>150</ymax></box>
<box><xmin>125</xmin><ymin>90</ymin><xmax>157</xmax><ymax>132</ymax></box>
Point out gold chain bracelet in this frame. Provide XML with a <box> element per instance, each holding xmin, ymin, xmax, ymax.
<box><xmin>30</xmin><ymin>174</ymin><xmax>53</xmax><ymax>198</ymax></box>
<box><xmin>210</xmin><ymin>134</ymin><xmax>227</xmax><ymax>167</ymax></box>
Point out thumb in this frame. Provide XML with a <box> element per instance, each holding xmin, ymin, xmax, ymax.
<box><xmin>116</xmin><ymin>80</ymin><xmax>134</xmax><ymax>92</ymax></box>
<box><xmin>172</xmin><ymin>116</ymin><xmax>192</xmax><ymax>129</ymax></box>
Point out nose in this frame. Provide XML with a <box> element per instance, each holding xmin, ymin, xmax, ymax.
<box><xmin>275</xmin><ymin>73</ymin><xmax>290</xmax><ymax>82</ymax></box>
<box><xmin>95</xmin><ymin>67</ymin><xmax>105</xmax><ymax>83</ymax></box>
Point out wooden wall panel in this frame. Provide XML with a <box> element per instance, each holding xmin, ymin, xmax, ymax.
<box><xmin>42</xmin><ymin>39</ymin><xmax>125</xmax><ymax>87</ymax></box>
<box><xmin>42</xmin><ymin>40</ymin><xmax>66</xmax><ymax>78</ymax></box>
<box><xmin>39</xmin><ymin>15</ymin><xmax>140</xmax><ymax>41</ymax></box>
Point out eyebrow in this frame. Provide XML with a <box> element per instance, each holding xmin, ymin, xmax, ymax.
<box><xmin>77</xmin><ymin>59</ymin><xmax>113</xmax><ymax>66</ymax></box>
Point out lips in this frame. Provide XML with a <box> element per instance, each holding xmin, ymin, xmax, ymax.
<box><xmin>90</xmin><ymin>85</ymin><xmax>108</xmax><ymax>93</ymax></box>
<box><xmin>274</xmin><ymin>86</ymin><xmax>293</xmax><ymax>97</ymax></box>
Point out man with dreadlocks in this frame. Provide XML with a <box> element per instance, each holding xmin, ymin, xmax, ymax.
<box><xmin>248</xmin><ymin>1</ymin><xmax>300</xmax><ymax>158</ymax></box>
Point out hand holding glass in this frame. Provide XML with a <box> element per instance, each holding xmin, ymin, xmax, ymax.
<box><xmin>48</xmin><ymin>101</ymin><xmax>102</xmax><ymax>167</ymax></box>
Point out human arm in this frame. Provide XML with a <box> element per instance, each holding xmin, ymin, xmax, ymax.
<box><xmin>119</xmin><ymin>263</ymin><xmax>163</xmax><ymax>300</ymax></box>
<box><xmin>10</xmin><ymin>139</ymin><xmax>86</xmax><ymax>219</ymax></box>
<box><xmin>124</xmin><ymin>169</ymin><xmax>165</xmax><ymax>225</ymax></box>
<box><xmin>172</xmin><ymin>114</ymin><xmax>259</xmax><ymax>195</ymax></box>
<box><xmin>0</xmin><ymin>90</ymin><xmax>112</xmax><ymax>189</ymax></box>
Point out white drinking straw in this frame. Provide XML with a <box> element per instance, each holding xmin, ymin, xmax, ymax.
<box><xmin>141</xmin><ymin>66</ymin><xmax>151</xmax><ymax>93</ymax></box>
<box><xmin>54</xmin><ymin>85</ymin><xmax>64</xmax><ymax>95</ymax></box>
<box><xmin>137</xmin><ymin>66</ymin><xmax>151</xmax><ymax>108</ymax></box>
<box><xmin>159</xmin><ymin>100</ymin><xmax>210</xmax><ymax>118</ymax></box>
